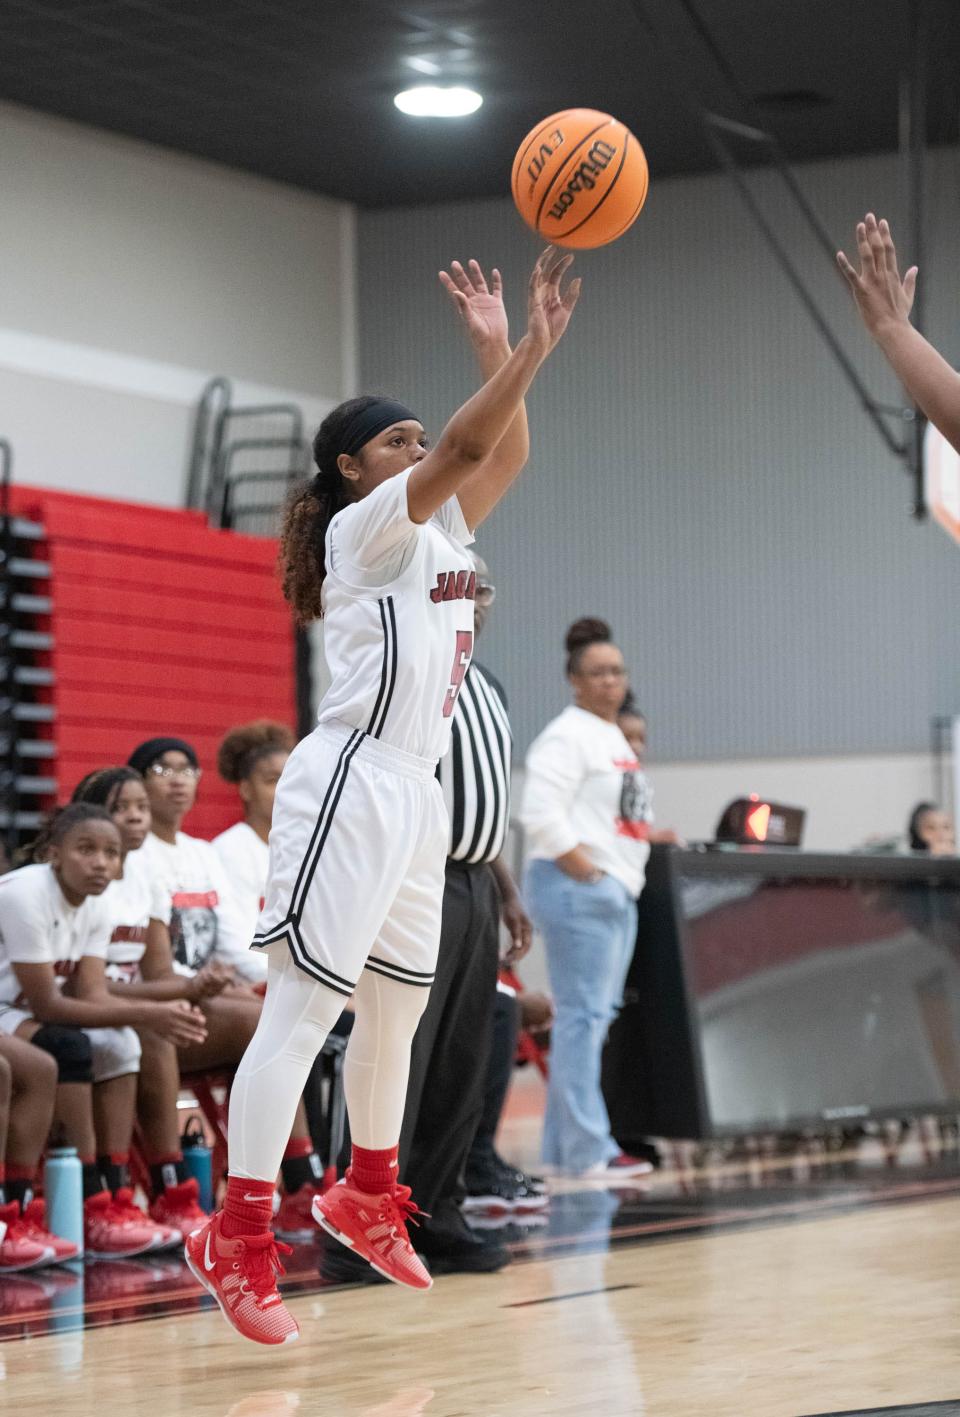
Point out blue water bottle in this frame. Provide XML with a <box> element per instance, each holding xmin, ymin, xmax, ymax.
<box><xmin>45</xmin><ymin>1147</ymin><xmax>84</xmax><ymax>1257</ymax></box>
<box><xmin>181</xmin><ymin>1118</ymin><xmax>213</xmax><ymax>1212</ymax></box>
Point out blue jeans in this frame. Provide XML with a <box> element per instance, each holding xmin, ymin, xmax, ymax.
<box><xmin>524</xmin><ymin>859</ymin><xmax>638</xmax><ymax>1174</ymax></box>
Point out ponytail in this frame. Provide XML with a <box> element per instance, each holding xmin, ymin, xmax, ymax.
<box><xmin>279</xmin><ymin>396</ymin><xmax>384</xmax><ymax>624</ymax></box>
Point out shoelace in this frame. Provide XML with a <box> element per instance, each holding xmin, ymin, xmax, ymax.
<box><xmin>379</xmin><ymin>1185</ymin><xmax>428</xmax><ymax>1248</ymax></box>
<box><xmin>18</xmin><ymin>1212</ymin><xmax>53</xmax><ymax>1243</ymax></box>
<box><xmin>109</xmin><ymin>1188</ymin><xmax>153</xmax><ymax>1227</ymax></box>
<box><xmin>4</xmin><ymin>1214</ymin><xmax>39</xmax><ymax>1244</ymax></box>
<box><xmin>160</xmin><ymin>1183</ymin><xmax>204</xmax><ymax>1218</ymax></box>
<box><xmin>239</xmin><ymin>1233</ymin><xmax>293</xmax><ymax>1303</ymax></box>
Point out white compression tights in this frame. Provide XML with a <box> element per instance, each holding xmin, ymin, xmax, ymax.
<box><xmin>229</xmin><ymin>941</ymin><xmax>430</xmax><ymax>1182</ymax></box>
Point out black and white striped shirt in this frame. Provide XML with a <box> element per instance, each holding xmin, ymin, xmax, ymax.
<box><xmin>439</xmin><ymin>662</ymin><xmax>512</xmax><ymax>865</ymax></box>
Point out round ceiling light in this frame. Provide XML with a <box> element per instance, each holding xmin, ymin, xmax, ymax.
<box><xmin>394</xmin><ymin>86</ymin><xmax>483</xmax><ymax>118</ymax></box>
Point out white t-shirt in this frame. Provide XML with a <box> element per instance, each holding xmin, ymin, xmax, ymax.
<box><xmin>103</xmin><ymin>849</ymin><xmax>167</xmax><ymax>982</ymax></box>
<box><xmin>0</xmin><ymin>863</ymin><xmax>113</xmax><ymax>1009</ymax></box>
<box><xmin>520</xmin><ymin>705</ymin><xmax>654</xmax><ymax>897</ymax></box>
<box><xmin>137</xmin><ymin>831</ymin><xmax>267</xmax><ymax>982</ymax></box>
<box><xmin>319</xmin><ymin>467</ymin><xmax>476</xmax><ymax>763</ymax></box>
<box><xmin>212</xmin><ymin>821</ymin><xmax>270</xmax><ymax>947</ymax></box>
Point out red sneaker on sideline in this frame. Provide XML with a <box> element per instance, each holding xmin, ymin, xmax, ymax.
<box><xmin>112</xmin><ymin>1186</ymin><xmax>181</xmax><ymax>1249</ymax></box>
<box><xmin>84</xmin><ymin>1189</ymin><xmax>170</xmax><ymax>1258</ymax></box>
<box><xmin>0</xmin><ymin>1200</ymin><xmax>53</xmax><ymax>1272</ymax></box>
<box><xmin>21</xmin><ymin>1199</ymin><xmax>80</xmax><ymax>1262</ymax></box>
<box><xmin>184</xmin><ymin>1212</ymin><xmax>300</xmax><ymax>1347</ymax></box>
<box><xmin>150</xmin><ymin>1177</ymin><xmax>208</xmax><ymax>1240</ymax></box>
<box><xmin>312</xmin><ymin>1176</ymin><xmax>432</xmax><ymax>1291</ymax></box>
<box><xmin>275</xmin><ymin>1183</ymin><xmax>325</xmax><ymax>1243</ymax></box>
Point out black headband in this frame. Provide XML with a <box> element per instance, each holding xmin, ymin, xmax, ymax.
<box><xmin>127</xmin><ymin>736</ymin><xmax>199</xmax><ymax>775</ymax></box>
<box><xmin>338</xmin><ymin>399</ymin><xmax>419</xmax><ymax>458</ymax></box>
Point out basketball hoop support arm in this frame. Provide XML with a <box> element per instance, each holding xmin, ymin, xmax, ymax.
<box><xmin>628</xmin><ymin>0</ymin><xmax>929</xmax><ymax>515</ymax></box>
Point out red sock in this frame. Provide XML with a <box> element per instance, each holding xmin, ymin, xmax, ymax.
<box><xmin>223</xmin><ymin>1175</ymin><xmax>274</xmax><ymax>1238</ymax></box>
<box><xmin>349</xmin><ymin>1144</ymin><xmax>399</xmax><ymax>1195</ymax></box>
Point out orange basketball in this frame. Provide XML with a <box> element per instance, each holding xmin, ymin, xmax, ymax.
<box><xmin>511</xmin><ymin>108</ymin><xmax>649</xmax><ymax>250</ymax></box>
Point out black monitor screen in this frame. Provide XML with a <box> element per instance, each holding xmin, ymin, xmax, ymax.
<box><xmin>677</xmin><ymin>869</ymin><xmax>960</xmax><ymax>1130</ymax></box>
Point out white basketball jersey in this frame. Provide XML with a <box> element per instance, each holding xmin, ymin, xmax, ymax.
<box><xmin>318</xmin><ymin>467</ymin><xmax>475</xmax><ymax>762</ymax></box>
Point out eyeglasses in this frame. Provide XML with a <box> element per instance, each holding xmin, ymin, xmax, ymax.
<box><xmin>578</xmin><ymin>667</ymin><xmax>627</xmax><ymax>680</ymax></box>
<box><xmin>147</xmin><ymin>764</ymin><xmax>203</xmax><ymax>781</ymax></box>
<box><xmin>476</xmin><ymin>583</ymin><xmax>496</xmax><ymax>604</ymax></box>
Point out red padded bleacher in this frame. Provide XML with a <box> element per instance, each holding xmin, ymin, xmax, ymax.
<box><xmin>8</xmin><ymin>485</ymin><xmax>296</xmax><ymax>838</ymax></box>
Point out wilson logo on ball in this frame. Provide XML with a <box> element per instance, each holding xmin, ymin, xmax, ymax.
<box><xmin>544</xmin><ymin>139</ymin><xmax>618</xmax><ymax>221</ymax></box>
<box><xmin>511</xmin><ymin>108</ymin><xmax>649</xmax><ymax>250</ymax></box>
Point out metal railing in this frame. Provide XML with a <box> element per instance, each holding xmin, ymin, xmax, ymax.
<box><xmin>186</xmin><ymin>377</ymin><xmax>310</xmax><ymax>527</ymax></box>
<box><xmin>185</xmin><ymin>381</ymin><xmax>315</xmax><ymax>738</ymax></box>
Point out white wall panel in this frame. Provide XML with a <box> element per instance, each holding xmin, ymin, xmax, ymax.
<box><xmin>358</xmin><ymin>146</ymin><xmax>960</xmax><ymax>760</ymax></box>
<box><xmin>0</xmin><ymin>101</ymin><xmax>353</xmax><ymax>503</ymax></box>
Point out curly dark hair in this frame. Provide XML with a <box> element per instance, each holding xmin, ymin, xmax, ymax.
<box><xmin>217</xmin><ymin>720</ymin><xmax>295</xmax><ymax>784</ymax></box>
<box><xmin>565</xmin><ymin>616</ymin><xmax>613</xmax><ymax>677</ymax></box>
<box><xmin>278</xmin><ymin>395</ymin><xmax>387</xmax><ymax>624</ymax></box>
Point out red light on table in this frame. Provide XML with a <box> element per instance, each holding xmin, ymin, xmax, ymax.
<box><xmin>745</xmin><ymin>802</ymin><xmax>771</xmax><ymax>841</ymax></box>
<box><xmin>714</xmin><ymin>798</ymin><xmax>806</xmax><ymax>847</ymax></box>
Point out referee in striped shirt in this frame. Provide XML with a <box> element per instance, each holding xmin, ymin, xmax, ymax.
<box><xmin>398</xmin><ymin>551</ymin><xmax>533</xmax><ymax>1273</ymax></box>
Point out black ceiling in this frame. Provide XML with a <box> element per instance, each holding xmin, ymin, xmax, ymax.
<box><xmin>0</xmin><ymin>0</ymin><xmax>958</xmax><ymax>208</ymax></box>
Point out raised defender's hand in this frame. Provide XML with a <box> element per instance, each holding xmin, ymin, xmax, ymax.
<box><xmin>525</xmin><ymin>246</ymin><xmax>581</xmax><ymax>357</ymax></box>
<box><xmin>439</xmin><ymin>259</ymin><xmax>510</xmax><ymax>353</ymax></box>
<box><xmin>837</xmin><ymin>213</ymin><xmax>917</xmax><ymax>339</ymax></box>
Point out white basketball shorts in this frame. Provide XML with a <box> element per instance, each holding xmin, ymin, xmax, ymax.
<box><xmin>251</xmin><ymin>719</ymin><xmax>447</xmax><ymax>996</ymax></box>
<box><xmin>0</xmin><ymin>1007</ymin><xmax>141</xmax><ymax>1083</ymax></box>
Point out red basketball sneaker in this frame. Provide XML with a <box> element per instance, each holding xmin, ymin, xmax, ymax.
<box><xmin>112</xmin><ymin>1186</ymin><xmax>182</xmax><ymax>1249</ymax></box>
<box><xmin>0</xmin><ymin>1200</ymin><xmax>53</xmax><ymax>1272</ymax></box>
<box><xmin>149</xmin><ymin>1177</ymin><xmax>208</xmax><ymax>1241</ymax></box>
<box><xmin>275</xmin><ymin>1183</ymin><xmax>325</xmax><ymax>1243</ymax></box>
<box><xmin>84</xmin><ymin>1189</ymin><xmax>170</xmax><ymax>1259</ymax></box>
<box><xmin>312</xmin><ymin>1178</ymin><xmax>432</xmax><ymax>1290</ymax></box>
<box><xmin>184</xmin><ymin>1212</ymin><xmax>300</xmax><ymax>1347</ymax></box>
<box><xmin>20</xmin><ymin>1199</ymin><xmax>80</xmax><ymax>1263</ymax></box>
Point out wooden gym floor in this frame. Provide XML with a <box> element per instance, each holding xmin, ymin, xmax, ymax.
<box><xmin>1</xmin><ymin>1080</ymin><xmax>959</xmax><ymax>1417</ymax></box>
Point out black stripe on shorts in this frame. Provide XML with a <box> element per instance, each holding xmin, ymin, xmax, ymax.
<box><xmin>252</xmin><ymin>920</ymin><xmax>357</xmax><ymax>998</ymax></box>
<box><xmin>289</xmin><ymin>728</ymin><xmax>364</xmax><ymax>923</ymax></box>
<box><xmin>364</xmin><ymin>954</ymin><xmax>435</xmax><ymax>988</ymax></box>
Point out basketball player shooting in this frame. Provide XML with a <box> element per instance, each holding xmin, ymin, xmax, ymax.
<box><xmin>185</xmin><ymin>246</ymin><xmax>581</xmax><ymax>1345</ymax></box>
<box><xmin>838</xmin><ymin>212</ymin><xmax>960</xmax><ymax>454</ymax></box>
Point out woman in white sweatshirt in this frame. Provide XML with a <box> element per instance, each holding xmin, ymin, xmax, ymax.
<box><xmin>520</xmin><ymin>618</ymin><xmax>653</xmax><ymax>1178</ymax></box>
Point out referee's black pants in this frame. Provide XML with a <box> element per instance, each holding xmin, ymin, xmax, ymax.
<box><xmin>399</xmin><ymin>858</ymin><xmax>500</xmax><ymax>1235</ymax></box>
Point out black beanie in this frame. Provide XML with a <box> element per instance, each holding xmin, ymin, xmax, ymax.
<box><xmin>127</xmin><ymin>736</ymin><xmax>199</xmax><ymax>775</ymax></box>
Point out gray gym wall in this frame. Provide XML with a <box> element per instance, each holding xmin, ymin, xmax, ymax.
<box><xmin>357</xmin><ymin>145</ymin><xmax>960</xmax><ymax>761</ymax></box>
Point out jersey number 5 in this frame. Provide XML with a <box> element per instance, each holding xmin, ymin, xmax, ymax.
<box><xmin>443</xmin><ymin>630</ymin><xmax>474</xmax><ymax>719</ymax></box>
